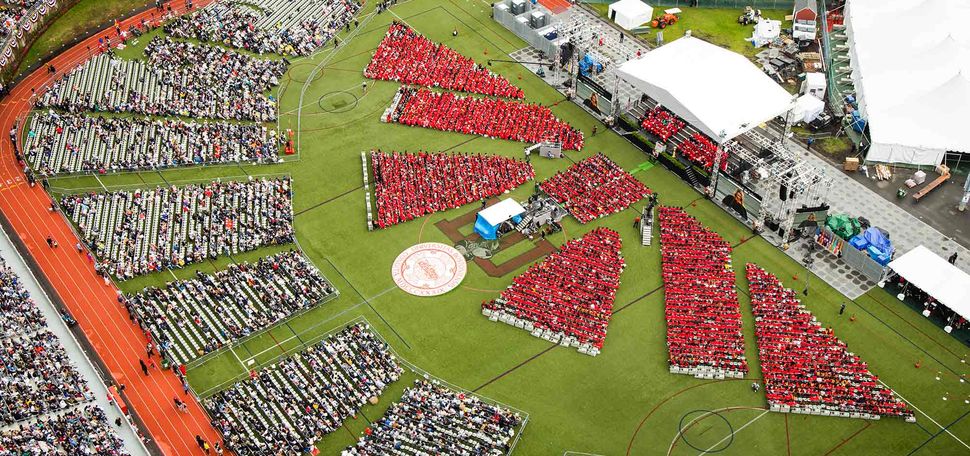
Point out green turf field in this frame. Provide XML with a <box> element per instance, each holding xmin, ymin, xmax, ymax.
<box><xmin>38</xmin><ymin>0</ymin><xmax>970</xmax><ymax>454</ymax></box>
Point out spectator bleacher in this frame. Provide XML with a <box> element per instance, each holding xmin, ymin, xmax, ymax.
<box><xmin>61</xmin><ymin>177</ymin><xmax>294</xmax><ymax>279</ymax></box>
<box><xmin>482</xmin><ymin>227</ymin><xmax>624</xmax><ymax>356</ymax></box>
<box><xmin>384</xmin><ymin>87</ymin><xmax>584</xmax><ymax>151</ymax></box>
<box><xmin>745</xmin><ymin>263</ymin><xmax>914</xmax><ymax>420</ymax></box>
<box><xmin>659</xmin><ymin>206</ymin><xmax>747</xmax><ymax>379</ymax></box>
<box><xmin>23</xmin><ymin>112</ymin><xmax>279</xmax><ymax>176</ymax></box>
<box><xmin>365</xmin><ymin>22</ymin><xmax>524</xmax><ymax>99</ymax></box>
<box><xmin>370</xmin><ymin>149</ymin><xmax>534</xmax><ymax>229</ymax></box>
<box><xmin>203</xmin><ymin>322</ymin><xmax>401</xmax><ymax>454</ymax></box>
<box><xmin>125</xmin><ymin>250</ymin><xmax>336</xmax><ymax>365</ymax></box>
<box><xmin>0</xmin><ymin>405</ymin><xmax>127</xmax><ymax>455</ymax></box>
<box><xmin>0</xmin><ymin>257</ymin><xmax>126</xmax><ymax>453</ymax></box>
<box><xmin>38</xmin><ymin>38</ymin><xmax>284</xmax><ymax>122</ymax></box>
<box><xmin>164</xmin><ymin>0</ymin><xmax>360</xmax><ymax>56</ymax></box>
<box><xmin>343</xmin><ymin>379</ymin><xmax>522</xmax><ymax>455</ymax></box>
<box><xmin>539</xmin><ymin>153</ymin><xmax>650</xmax><ymax>224</ymax></box>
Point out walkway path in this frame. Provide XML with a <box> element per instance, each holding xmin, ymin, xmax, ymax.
<box><xmin>0</xmin><ymin>227</ymin><xmax>149</xmax><ymax>455</ymax></box>
<box><xmin>0</xmin><ymin>1</ymin><xmax>226</xmax><ymax>455</ymax></box>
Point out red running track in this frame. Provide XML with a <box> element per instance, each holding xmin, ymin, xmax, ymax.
<box><xmin>0</xmin><ymin>1</ymin><xmax>228</xmax><ymax>455</ymax></box>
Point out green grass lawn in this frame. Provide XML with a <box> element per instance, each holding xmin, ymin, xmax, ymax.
<box><xmin>588</xmin><ymin>3</ymin><xmax>791</xmax><ymax>59</ymax></box>
<box><xmin>14</xmin><ymin>0</ymin><xmax>152</xmax><ymax>77</ymax></box>
<box><xmin>34</xmin><ymin>0</ymin><xmax>970</xmax><ymax>454</ymax></box>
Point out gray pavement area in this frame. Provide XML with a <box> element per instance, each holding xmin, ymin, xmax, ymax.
<box><xmin>0</xmin><ymin>227</ymin><xmax>148</xmax><ymax>455</ymax></box>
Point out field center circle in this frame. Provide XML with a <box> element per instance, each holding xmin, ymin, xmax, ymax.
<box><xmin>317</xmin><ymin>91</ymin><xmax>359</xmax><ymax>113</ymax></box>
<box><xmin>677</xmin><ymin>409</ymin><xmax>735</xmax><ymax>453</ymax></box>
<box><xmin>391</xmin><ymin>243</ymin><xmax>467</xmax><ymax>296</ymax></box>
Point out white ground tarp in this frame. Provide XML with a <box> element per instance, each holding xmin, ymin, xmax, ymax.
<box><xmin>793</xmin><ymin>94</ymin><xmax>824</xmax><ymax>123</ymax></box>
<box><xmin>888</xmin><ymin>245</ymin><xmax>970</xmax><ymax>320</ymax></box>
<box><xmin>616</xmin><ymin>36</ymin><xmax>794</xmax><ymax>142</ymax></box>
<box><xmin>608</xmin><ymin>0</ymin><xmax>653</xmax><ymax>31</ymax></box>
<box><xmin>846</xmin><ymin>0</ymin><xmax>970</xmax><ymax>165</ymax></box>
<box><xmin>479</xmin><ymin>199</ymin><xmax>525</xmax><ymax>225</ymax></box>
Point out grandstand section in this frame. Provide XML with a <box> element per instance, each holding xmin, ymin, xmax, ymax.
<box><xmin>164</xmin><ymin>0</ymin><xmax>360</xmax><ymax>56</ymax></box>
<box><xmin>38</xmin><ymin>49</ymin><xmax>282</xmax><ymax>121</ymax></box>
<box><xmin>23</xmin><ymin>112</ymin><xmax>279</xmax><ymax>175</ymax></box>
<box><xmin>61</xmin><ymin>177</ymin><xmax>294</xmax><ymax>279</ymax></box>
<box><xmin>0</xmin><ymin>257</ymin><xmax>126</xmax><ymax>453</ymax></box>
<box><xmin>345</xmin><ymin>378</ymin><xmax>524</xmax><ymax>455</ymax></box>
<box><xmin>125</xmin><ymin>250</ymin><xmax>336</xmax><ymax>366</ymax></box>
<box><xmin>203</xmin><ymin>322</ymin><xmax>401</xmax><ymax>454</ymax></box>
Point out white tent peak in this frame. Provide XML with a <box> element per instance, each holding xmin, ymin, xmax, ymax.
<box><xmin>616</xmin><ymin>36</ymin><xmax>794</xmax><ymax>143</ymax></box>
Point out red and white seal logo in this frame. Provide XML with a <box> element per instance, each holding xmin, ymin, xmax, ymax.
<box><xmin>391</xmin><ymin>243</ymin><xmax>467</xmax><ymax>296</ymax></box>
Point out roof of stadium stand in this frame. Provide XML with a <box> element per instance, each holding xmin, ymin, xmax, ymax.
<box><xmin>616</xmin><ymin>36</ymin><xmax>794</xmax><ymax>143</ymax></box>
<box><xmin>847</xmin><ymin>0</ymin><xmax>970</xmax><ymax>165</ymax></box>
<box><xmin>888</xmin><ymin>245</ymin><xmax>970</xmax><ymax>320</ymax></box>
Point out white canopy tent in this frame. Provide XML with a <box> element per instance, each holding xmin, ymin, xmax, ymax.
<box><xmin>888</xmin><ymin>245</ymin><xmax>970</xmax><ymax>320</ymax></box>
<box><xmin>608</xmin><ymin>0</ymin><xmax>653</xmax><ymax>31</ymax></box>
<box><xmin>846</xmin><ymin>0</ymin><xmax>970</xmax><ymax>165</ymax></box>
<box><xmin>793</xmin><ymin>94</ymin><xmax>825</xmax><ymax>123</ymax></box>
<box><xmin>616</xmin><ymin>36</ymin><xmax>794</xmax><ymax>143</ymax></box>
<box><xmin>479</xmin><ymin>199</ymin><xmax>526</xmax><ymax>226</ymax></box>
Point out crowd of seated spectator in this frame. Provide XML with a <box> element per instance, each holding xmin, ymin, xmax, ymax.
<box><xmin>204</xmin><ymin>323</ymin><xmax>401</xmax><ymax>454</ymax></box>
<box><xmin>386</xmin><ymin>87</ymin><xmax>584</xmax><ymax>151</ymax></box>
<box><xmin>125</xmin><ymin>250</ymin><xmax>335</xmax><ymax>365</ymax></box>
<box><xmin>164</xmin><ymin>0</ymin><xmax>360</xmax><ymax>56</ymax></box>
<box><xmin>0</xmin><ymin>1</ymin><xmax>32</xmax><ymax>40</ymax></box>
<box><xmin>659</xmin><ymin>206</ymin><xmax>747</xmax><ymax>378</ymax></box>
<box><xmin>0</xmin><ymin>405</ymin><xmax>127</xmax><ymax>455</ymax></box>
<box><xmin>745</xmin><ymin>263</ymin><xmax>914</xmax><ymax>419</ymax></box>
<box><xmin>539</xmin><ymin>153</ymin><xmax>650</xmax><ymax>224</ymax></box>
<box><xmin>483</xmin><ymin>227</ymin><xmax>624</xmax><ymax>356</ymax></box>
<box><xmin>677</xmin><ymin>133</ymin><xmax>727</xmax><ymax>171</ymax></box>
<box><xmin>370</xmin><ymin>149</ymin><xmax>533</xmax><ymax>228</ymax></box>
<box><xmin>38</xmin><ymin>36</ymin><xmax>287</xmax><ymax>121</ymax></box>
<box><xmin>0</xmin><ymin>258</ymin><xmax>126</xmax><ymax>453</ymax></box>
<box><xmin>23</xmin><ymin>111</ymin><xmax>279</xmax><ymax>176</ymax></box>
<box><xmin>365</xmin><ymin>22</ymin><xmax>524</xmax><ymax>99</ymax></box>
<box><xmin>61</xmin><ymin>177</ymin><xmax>294</xmax><ymax>279</ymax></box>
<box><xmin>641</xmin><ymin>106</ymin><xmax>684</xmax><ymax>141</ymax></box>
<box><xmin>344</xmin><ymin>379</ymin><xmax>522</xmax><ymax>455</ymax></box>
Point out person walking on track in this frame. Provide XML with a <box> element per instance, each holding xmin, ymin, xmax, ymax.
<box><xmin>139</xmin><ymin>359</ymin><xmax>149</xmax><ymax>376</ymax></box>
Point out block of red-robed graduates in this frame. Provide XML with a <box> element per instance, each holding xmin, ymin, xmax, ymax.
<box><xmin>61</xmin><ymin>177</ymin><xmax>294</xmax><ymax>279</ymax></box>
<box><xmin>122</xmin><ymin>250</ymin><xmax>336</xmax><ymax>366</ymax></box>
<box><xmin>365</xmin><ymin>150</ymin><xmax>534</xmax><ymax>229</ymax></box>
<box><xmin>482</xmin><ymin>227</ymin><xmax>625</xmax><ymax>356</ymax></box>
<box><xmin>659</xmin><ymin>206</ymin><xmax>748</xmax><ymax>379</ymax></box>
<box><xmin>745</xmin><ymin>264</ymin><xmax>915</xmax><ymax>421</ymax></box>
<box><xmin>365</xmin><ymin>22</ymin><xmax>525</xmax><ymax>99</ymax></box>
<box><xmin>382</xmin><ymin>87</ymin><xmax>585</xmax><ymax>151</ymax></box>
<box><xmin>539</xmin><ymin>153</ymin><xmax>652</xmax><ymax>224</ymax></box>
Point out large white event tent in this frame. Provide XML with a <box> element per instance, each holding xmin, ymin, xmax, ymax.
<box><xmin>888</xmin><ymin>245</ymin><xmax>970</xmax><ymax>321</ymax></box>
<box><xmin>846</xmin><ymin>0</ymin><xmax>970</xmax><ymax>165</ymax></box>
<box><xmin>608</xmin><ymin>0</ymin><xmax>653</xmax><ymax>31</ymax></box>
<box><xmin>616</xmin><ymin>36</ymin><xmax>794</xmax><ymax>143</ymax></box>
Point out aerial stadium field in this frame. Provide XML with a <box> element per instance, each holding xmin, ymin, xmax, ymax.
<box><xmin>32</xmin><ymin>0</ymin><xmax>969</xmax><ymax>454</ymax></box>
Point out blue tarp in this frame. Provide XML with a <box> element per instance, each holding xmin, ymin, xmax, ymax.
<box><xmin>862</xmin><ymin>227</ymin><xmax>892</xmax><ymax>255</ymax></box>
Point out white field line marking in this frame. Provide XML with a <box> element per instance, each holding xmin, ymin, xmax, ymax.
<box><xmin>880</xmin><ymin>380</ymin><xmax>970</xmax><ymax>450</ymax></box>
<box><xmin>699</xmin><ymin>410</ymin><xmax>770</xmax><ymax>456</ymax></box>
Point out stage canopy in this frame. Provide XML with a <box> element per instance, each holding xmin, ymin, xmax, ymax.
<box><xmin>846</xmin><ymin>0</ymin><xmax>970</xmax><ymax>165</ymax></box>
<box><xmin>475</xmin><ymin>199</ymin><xmax>526</xmax><ymax>240</ymax></box>
<box><xmin>608</xmin><ymin>0</ymin><xmax>653</xmax><ymax>31</ymax></box>
<box><xmin>616</xmin><ymin>35</ymin><xmax>794</xmax><ymax>143</ymax></box>
<box><xmin>888</xmin><ymin>245</ymin><xmax>970</xmax><ymax>320</ymax></box>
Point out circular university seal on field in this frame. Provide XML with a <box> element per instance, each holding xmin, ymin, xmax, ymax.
<box><xmin>391</xmin><ymin>243</ymin><xmax>467</xmax><ymax>296</ymax></box>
